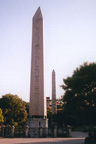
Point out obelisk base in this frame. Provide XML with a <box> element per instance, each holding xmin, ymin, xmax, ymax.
<box><xmin>27</xmin><ymin>117</ymin><xmax>48</xmax><ymax>137</ymax></box>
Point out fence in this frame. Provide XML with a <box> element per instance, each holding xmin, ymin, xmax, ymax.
<box><xmin>0</xmin><ymin>125</ymin><xmax>71</xmax><ymax>138</ymax></box>
<box><xmin>0</xmin><ymin>126</ymin><xmax>2</xmax><ymax>137</ymax></box>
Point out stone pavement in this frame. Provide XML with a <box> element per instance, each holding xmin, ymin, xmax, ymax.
<box><xmin>0</xmin><ymin>132</ymin><xmax>88</xmax><ymax>144</ymax></box>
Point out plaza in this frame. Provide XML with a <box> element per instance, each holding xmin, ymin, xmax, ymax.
<box><xmin>0</xmin><ymin>132</ymin><xmax>88</xmax><ymax>144</ymax></box>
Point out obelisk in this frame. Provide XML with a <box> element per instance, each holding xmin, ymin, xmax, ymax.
<box><xmin>28</xmin><ymin>7</ymin><xmax>48</xmax><ymax>131</ymax></box>
<box><xmin>52</xmin><ymin>70</ymin><xmax>57</xmax><ymax>114</ymax></box>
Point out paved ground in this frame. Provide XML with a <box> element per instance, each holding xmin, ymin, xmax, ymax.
<box><xmin>0</xmin><ymin>132</ymin><xmax>88</xmax><ymax>144</ymax></box>
<box><xmin>72</xmin><ymin>131</ymin><xmax>88</xmax><ymax>138</ymax></box>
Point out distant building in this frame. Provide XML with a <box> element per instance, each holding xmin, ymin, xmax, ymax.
<box><xmin>46</xmin><ymin>97</ymin><xmax>52</xmax><ymax>108</ymax></box>
<box><xmin>46</xmin><ymin>97</ymin><xmax>63</xmax><ymax>112</ymax></box>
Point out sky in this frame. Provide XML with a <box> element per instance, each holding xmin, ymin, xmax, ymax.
<box><xmin>0</xmin><ymin>0</ymin><xmax>96</xmax><ymax>102</ymax></box>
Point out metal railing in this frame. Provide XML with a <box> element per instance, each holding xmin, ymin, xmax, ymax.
<box><xmin>0</xmin><ymin>125</ymin><xmax>71</xmax><ymax>138</ymax></box>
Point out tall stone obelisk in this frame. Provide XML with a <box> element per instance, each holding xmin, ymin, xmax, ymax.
<box><xmin>52</xmin><ymin>70</ymin><xmax>57</xmax><ymax>114</ymax></box>
<box><xmin>28</xmin><ymin>7</ymin><xmax>48</xmax><ymax>132</ymax></box>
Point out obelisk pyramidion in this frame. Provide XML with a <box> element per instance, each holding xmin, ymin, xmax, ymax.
<box><xmin>52</xmin><ymin>70</ymin><xmax>57</xmax><ymax>114</ymax></box>
<box><xmin>28</xmin><ymin>7</ymin><xmax>48</xmax><ymax>130</ymax></box>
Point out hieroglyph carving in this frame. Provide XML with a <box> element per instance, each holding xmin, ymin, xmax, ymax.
<box><xmin>34</xmin><ymin>44</ymin><xmax>40</xmax><ymax>113</ymax></box>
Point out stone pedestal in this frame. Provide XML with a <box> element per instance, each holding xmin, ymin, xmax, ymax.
<box><xmin>28</xmin><ymin>117</ymin><xmax>48</xmax><ymax>137</ymax></box>
<box><xmin>66</xmin><ymin>125</ymin><xmax>72</xmax><ymax>137</ymax></box>
<box><xmin>28</xmin><ymin>117</ymin><xmax>48</xmax><ymax>128</ymax></box>
<box><xmin>25</xmin><ymin>125</ymin><xmax>29</xmax><ymax>137</ymax></box>
<box><xmin>11</xmin><ymin>126</ymin><xmax>15</xmax><ymax>137</ymax></box>
<box><xmin>39</xmin><ymin>126</ymin><xmax>43</xmax><ymax>137</ymax></box>
<box><xmin>54</xmin><ymin>126</ymin><xmax>57</xmax><ymax>137</ymax></box>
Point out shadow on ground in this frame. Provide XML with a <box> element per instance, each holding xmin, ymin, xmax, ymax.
<box><xmin>14</xmin><ymin>138</ymin><xmax>85</xmax><ymax>144</ymax></box>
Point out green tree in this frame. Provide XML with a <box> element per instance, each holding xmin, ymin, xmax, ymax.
<box><xmin>61</xmin><ymin>62</ymin><xmax>96</xmax><ymax>126</ymax></box>
<box><xmin>0</xmin><ymin>108</ymin><xmax>4</xmax><ymax>124</ymax></box>
<box><xmin>0</xmin><ymin>94</ymin><xmax>27</xmax><ymax>126</ymax></box>
<box><xmin>24</xmin><ymin>102</ymin><xmax>29</xmax><ymax>115</ymax></box>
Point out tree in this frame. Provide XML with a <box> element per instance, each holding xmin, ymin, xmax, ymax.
<box><xmin>61</xmin><ymin>62</ymin><xmax>96</xmax><ymax>126</ymax></box>
<box><xmin>0</xmin><ymin>94</ymin><xmax>27</xmax><ymax>126</ymax></box>
<box><xmin>0</xmin><ymin>108</ymin><xmax>4</xmax><ymax>124</ymax></box>
<box><xmin>24</xmin><ymin>102</ymin><xmax>29</xmax><ymax>115</ymax></box>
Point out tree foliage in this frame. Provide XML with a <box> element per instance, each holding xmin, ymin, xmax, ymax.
<box><xmin>0</xmin><ymin>94</ymin><xmax>28</xmax><ymax>126</ymax></box>
<box><xmin>61</xmin><ymin>62</ymin><xmax>96</xmax><ymax>125</ymax></box>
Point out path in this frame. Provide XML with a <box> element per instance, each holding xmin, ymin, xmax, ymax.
<box><xmin>0</xmin><ymin>132</ymin><xmax>88</xmax><ymax>144</ymax></box>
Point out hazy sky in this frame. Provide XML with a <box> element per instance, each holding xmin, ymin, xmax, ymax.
<box><xmin>0</xmin><ymin>0</ymin><xmax>96</xmax><ymax>102</ymax></box>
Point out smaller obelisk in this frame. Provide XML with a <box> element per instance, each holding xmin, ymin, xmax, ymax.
<box><xmin>52</xmin><ymin>70</ymin><xmax>57</xmax><ymax>114</ymax></box>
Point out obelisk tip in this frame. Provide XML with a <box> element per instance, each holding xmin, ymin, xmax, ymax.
<box><xmin>33</xmin><ymin>7</ymin><xmax>43</xmax><ymax>19</ymax></box>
